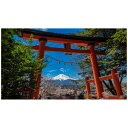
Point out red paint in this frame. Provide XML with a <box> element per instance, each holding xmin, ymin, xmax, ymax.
<box><xmin>88</xmin><ymin>44</ymin><xmax>104</xmax><ymax>98</ymax></box>
<box><xmin>22</xmin><ymin>33</ymin><xmax>102</xmax><ymax>46</ymax></box>
<box><xmin>87</xmin><ymin>74</ymin><xmax>119</xmax><ymax>83</ymax></box>
<box><xmin>31</xmin><ymin>45</ymin><xmax>105</xmax><ymax>55</ymax></box>
<box><xmin>86</xmin><ymin>69</ymin><xmax>123</xmax><ymax>99</ymax></box>
<box><xmin>103</xmin><ymin>96</ymin><xmax>124</xmax><ymax>99</ymax></box>
<box><xmin>111</xmin><ymin>69</ymin><xmax>123</xmax><ymax>96</ymax></box>
<box><xmin>85</xmin><ymin>77</ymin><xmax>91</xmax><ymax>98</ymax></box>
<box><xmin>34</xmin><ymin>39</ymin><xmax>47</xmax><ymax>99</ymax></box>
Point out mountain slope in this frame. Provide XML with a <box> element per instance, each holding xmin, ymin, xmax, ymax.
<box><xmin>51</xmin><ymin>74</ymin><xmax>75</xmax><ymax>80</ymax></box>
<box><xmin>50</xmin><ymin>74</ymin><xmax>80</xmax><ymax>88</ymax></box>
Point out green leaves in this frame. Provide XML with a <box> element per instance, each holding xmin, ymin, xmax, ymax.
<box><xmin>70</xmin><ymin>28</ymin><xmax>127</xmax><ymax>95</ymax></box>
<box><xmin>1</xmin><ymin>29</ymin><xmax>47</xmax><ymax>99</ymax></box>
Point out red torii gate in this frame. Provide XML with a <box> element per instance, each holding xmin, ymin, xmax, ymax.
<box><xmin>20</xmin><ymin>29</ymin><xmax>107</xmax><ymax>99</ymax></box>
<box><xmin>85</xmin><ymin>68</ymin><xmax>123</xmax><ymax>99</ymax></box>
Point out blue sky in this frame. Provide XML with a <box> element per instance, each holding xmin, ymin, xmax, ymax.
<box><xmin>40</xmin><ymin>28</ymin><xmax>85</xmax><ymax>79</ymax></box>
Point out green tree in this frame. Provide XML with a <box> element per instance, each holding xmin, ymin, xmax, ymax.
<box><xmin>1</xmin><ymin>29</ymin><xmax>47</xmax><ymax>99</ymax></box>
<box><xmin>70</xmin><ymin>29</ymin><xmax>127</xmax><ymax>95</ymax></box>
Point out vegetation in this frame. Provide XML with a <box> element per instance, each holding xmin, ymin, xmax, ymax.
<box><xmin>70</xmin><ymin>29</ymin><xmax>127</xmax><ymax>95</ymax></box>
<box><xmin>1</xmin><ymin>28</ymin><xmax>126</xmax><ymax>99</ymax></box>
<box><xmin>1</xmin><ymin>29</ymin><xmax>47</xmax><ymax>99</ymax></box>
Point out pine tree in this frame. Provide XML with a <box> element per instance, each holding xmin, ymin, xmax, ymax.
<box><xmin>70</xmin><ymin>29</ymin><xmax>127</xmax><ymax>95</ymax></box>
<box><xmin>1</xmin><ymin>29</ymin><xmax>47</xmax><ymax>99</ymax></box>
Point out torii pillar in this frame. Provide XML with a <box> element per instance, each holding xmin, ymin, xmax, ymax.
<box><xmin>88</xmin><ymin>43</ymin><xmax>104</xmax><ymax>98</ymax></box>
<box><xmin>34</xmin><ymin>38</ymin><xmax>47</xmax><ymax>99</ymax></box>
<box><xmin>85</xmin><ymin>77</ymin><xmax>91</xmax><ymax>99</ymax></box>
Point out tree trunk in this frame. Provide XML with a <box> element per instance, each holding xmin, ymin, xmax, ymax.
<box><xmin>102</xmin><ymin>80</ymin><xmax>116</xmax><ymax>95</ymax></box>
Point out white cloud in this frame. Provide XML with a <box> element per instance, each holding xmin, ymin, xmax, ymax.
<box><xmin>44</xmin><ymin>73</ymin><xmax>52</xmax><ymax>79</ymax></box>
<box><xmin>39</xmin><ymin>28</ymin><xmax>48</xmax><ymax>31</ymax></box>
<box><xmin>60</xmin><ymin>68</ymin><xmax>65</xmax><ymax>72</ymax></box>
<box><xmin>48</xmin><ymin>70</ymin><xmax>56</xmax><ymax>72</ymax></box>
<box><xmin>60</xmin><ymin>68</ymin><xmax>69</xmax><ymax>73</ymax></box>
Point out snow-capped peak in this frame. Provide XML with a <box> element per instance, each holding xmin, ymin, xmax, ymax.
<box><xmin>51</xmin><ymin>74</ymin><xmax>75</xmax><ymax>80</ymax></box>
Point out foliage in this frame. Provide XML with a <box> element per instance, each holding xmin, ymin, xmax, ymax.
<box><xmin>1</xmin><ymin>29</ymin><xmax>47</xmax><ymax>99</ymax></box>
<box><xmin>70</xmin><ymin>29</ymin><xmax>127</xmax><ymax>95</ymax></box>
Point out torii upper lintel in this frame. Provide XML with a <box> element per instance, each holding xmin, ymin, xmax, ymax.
<box><xmin>20</xmin><ymin>29</ymin><xmax>107</xmax><ymax>45</ymax></box>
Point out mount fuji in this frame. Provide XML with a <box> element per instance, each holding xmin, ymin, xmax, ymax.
<box><xmin>51</xmin><ymin>74</ymin><xmax>76</xmax><ymax>81</ymax></box>
<box><xmin>50</xmin><ymin>74</ymin><xmax>80</xmax><ymax>88</ymax></box>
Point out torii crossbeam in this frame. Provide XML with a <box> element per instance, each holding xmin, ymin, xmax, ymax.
<box><xmin>20</xmin><ymin>29</ymin><xmax>107</xmax><ymax>99</ymax></box>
